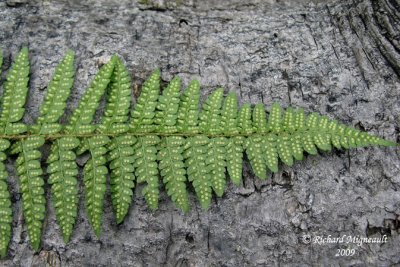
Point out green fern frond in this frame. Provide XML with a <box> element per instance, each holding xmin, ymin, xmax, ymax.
<box><xmin>98</xmin><ymin>55</ymin><xmax>131</xmax><ymax>134</ymax></box>
<box><xmin>130</xmin><ymin>69</ymin><xmax>160</xmax><ymax>133</ymax></box>
<box><xmin>199</xmin><ymin>88</ymin><xmax>224</xmax><ymax>135</ymax></box>
<box><xmin>238</xmin><ymin>104</ymin><xmax>253</xmax><ymax>135</ymax></box>
<box><xmin>0</xmin><ymin>49</ymin><xmax>11</xmax><ymax>259</ymax></box>
<box><xmin>0</xmin><ymin>47</ymin><xmax>29</xmax><ymax>135</ymax></box>
<box><xmin>11</xmin><ymin>136</ymin><xmax>45</xmax><ymax>251</ymax></box>
<box><xmin>158</xmin><ymin>136</ymin><xmax>189</xmax><ymax>212</ymax></box>
<box><xmin>65</xmin><ymin>56</ymin><xmax>115</xmax><ymax>134</ymax></box>
<box><xmin>221</xmin><ymin>92</ymin><xmax>239</xmax><ymax>135</ymax></box>
<box><xmin>108</xmin><ymin>135</ymin><xmax>136</xmax><ymax>223</ymax></box>
<box><xmin>0</xmin><ymin>139</ymin><xmax>11</xmax><ymax>259</ymax></box>
<box><xmin>225</xmin><ymin>136</ymin><xmax>244</xmax><ymax>185</ymax></box>
<box><xmin>184</xmin><ymin>135</ymin><xmax>211</xmax><ymax>209</ymax></box>
<box><xmin>246</xmin><ymin>136</ymin><xmax>268</xmax><ymax>179</ymax></box>
<box><xmin>264</xmin><ymin>134</ymin><xmax>279</xmax><ymax>173</ymax></box>
<box><xmin>81</xmin><ymin>135</ymin><xmax>110</xmax><ymax>237</ymax></box>
<box><xmin>134</xmin><ymin>135</ymin><xmax>160</xmax><ymax>210</ymax></box>
<box><xmin>34</xmin><ymin>50</ymin><xmax>75</xmax><ymax>133</ymax></box>
<box><xmin>207</xmin><ymin>137</ymin><xmax>227</xmax><ymax>196</ymax></box>
<box><xmin>37</xmin><ymin>51</ymin><xmax>75</xmax><ymax>124</ymax></box>
<box><xmin>47</xmin><ymin>137</ymin><xmax>79</xmax><ymax>242</ymax></box>
<box><xmin>267</xmin><ymin>102</ymin><xmax>282</xmax><ymax>133</ymax></box>
<box><xmin>0</xmin><ymin>49</ymin><xmax>397</xmax><ymax>258</ymax></box>
<box><xmin>282</xmin><ymin>107</ymin><xmax>295</xmax><ymax>133</ymax></box>
<box><xmin>177</xmin><ymin>80</ymin><xmax>200</xmax><ymax>134</ymax></box>
<box><xmin>252</xmin><ymin>103</ymin><xmax>268</xmax><ymax>133</ymax></box>
<box><xmin>155</xmin><ymin>76</ymin><xmax>181</xmax><ymax>133</ymax></box>
<box><xmin>184</xmin><ymin>88</ymin><xmax>229</xmax><ymax>207</ymax></box>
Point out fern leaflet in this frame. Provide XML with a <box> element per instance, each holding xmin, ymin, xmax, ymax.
<box><xmin>0</xmin><ymin>139</ymin><xmax>11</xmax><ymax>258</ymax></box>
<box><xmin>11</xmin><ymin>137</ymin><xmax>45</xmax><ymax>251</ymax></box>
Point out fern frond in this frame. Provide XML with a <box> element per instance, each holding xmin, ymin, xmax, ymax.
<box><xmin>130</xmin><ymin>69</ymin><xmax>160</xmax><ymax>133</ymax></box>
<box><xmin>263</xmin><ymin>134</ymin><xmax>279</xmax><ymax>173</ymax></box>
<box><xmin>155</xmin><ymin>76</ymin><xmax>181</xmax><ymax>133</ymax></box>
<box><xmin>47</xmin><ymin>137</ymin><xmax>79</xmax><ymax>242</ymax></box>
<box><xmin>36</xmin><ymin>51</ymin><xmax>75</xmax><ymax>124</ymax></box>
<box><xmin>0</xmin><ymin>50</ymin><xmax>11</xmax><ymax>259</ymax></box>
<box><xmin>0</xmin><ymin>50</ymin><xmax>397</xmax><ymax>259</ymax></box>
<box><xmin>225</xmin><ymin>136</ymin><xmax>244</xmax><ymax>185</ymax></box>
<box><xmin>81</xmin><ymin>135</ymin><xmax>110</xmax><ymax>237</ymax></box>
<box><xmin>221</xmin><ymin>92</ymin><xmax>239</xmax><ymax>135</ymax></box>
<box><xmin>207</xmin><ymin>137</ymin><xmax>227</xmax><ymax>196</ymax></box>
<box><xmin>134</xmin><ymin>135</ymin><xmax>160</xmax><ymax>210</ymax></box>
<box><xmin>32</xmin><ymin>51</ymin><xmax>75</xmax><ymax>134</ymax></box>
<box><xmin>267</xmin><ymin>102</ymin><xmax>282</xmax><ymax>133</ymax></box>
<box><xmin>184</xmin><ymin>136</ymin><xmax>211</xmax><ymax>209</ymax></box>
<box><xmin>246</xmin><ymin>136</ymin><xmax>268</xmax><ymax>179</ymax></box>
<box><xmin>238</xmin><ymin>104</ymin><xmax>253</xmax><ymax>135</ymax></box>
<box><xmin>98</xmin><ymin>55</ymin><xmax>131</xmax><ymax>134</ymax></box>
<box><xmin>158</xmin><ymin>136</ymin><xmax>189</xmax><ymax>212</ymax></box>
<box><xmin>0</xmin><ymin>47</ymin><xmax>29</xmax><ymax>135</ymax></box>
<box><xmin>302</xmin><ymin>112</ymin><xmax>319</xmax><ymax>154</ymax></box>
<box><xmin>0</xmin><ymin>139</ymin><xmax>11</xmax><ymax>259</ymax></box>
<box><xmin>11</xmin><ymin>136</ymin><xmax>45</xmax><ymax>251</ymax></box>
<box><xmin>108</xmin><ymin>135</ymin><xmax>136</xmax><ymax>223</ymax></box>
<box><xmin>65</xmin><ymin>57</ymin><xmax>115</xmax><ymax>134</ymax></box>
<box><xmin>199</xmin><ymin>88</ymin><xmax>224</xmax><ymax>135</ymax></box>
<box><xmin>282</xmin><ymin>107</ymin><xmax>295</xmax><ymax>133</ymax></box>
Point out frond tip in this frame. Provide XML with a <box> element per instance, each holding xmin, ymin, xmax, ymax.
<box><xmin>82</xmin><ymin>135</ymin><xmax>110</xmax><ymax>237</ymax></box>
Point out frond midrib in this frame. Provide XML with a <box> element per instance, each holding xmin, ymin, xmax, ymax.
<box><xmin>0</xmin><ymin>129</ymin><xmax>395</xmax><ymax>144</ymax></box>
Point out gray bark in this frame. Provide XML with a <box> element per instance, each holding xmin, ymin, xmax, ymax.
<box><xmin>0</xmin><ymin>0</ymin><xmax>399</xmax><ymax>266</ymax></box>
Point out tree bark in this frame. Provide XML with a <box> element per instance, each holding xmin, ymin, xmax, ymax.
<box><xmin>0</xmin><ymin>0</ymin><xmax>399</xmax><ymax>266</ymax></box>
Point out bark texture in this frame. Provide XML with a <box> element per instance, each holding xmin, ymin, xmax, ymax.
<box><xmin>0</xmin><ymin>0</ymin><xmax>399</xmax><ymax>266</ymax></box>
